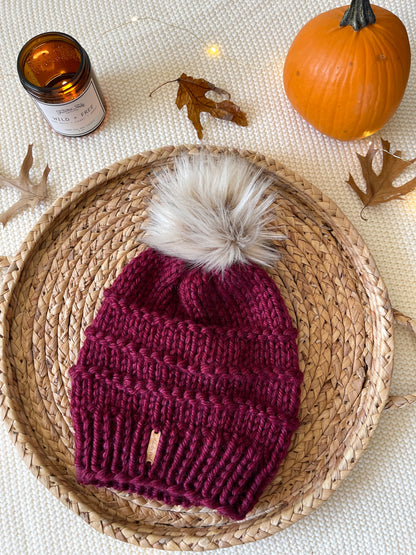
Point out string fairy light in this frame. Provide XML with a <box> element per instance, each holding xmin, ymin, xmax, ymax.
<box><xmin>98</xmin><ymin>14</ymin><xmax>267</xmax><ymax>68</ymax></box>
<box><xmin>101</xmin><ymin>14</ymin><xmax>207</xmax><ymax>49</ymax></box>
<box><xmin>206</xmin><ymin>44</ymin><xmax>221</xmax><ymax>57</ymax></box>
<box><xmin>366</xmin><ymin>138</ymin><xmax>413</xmax><ymax>162</ymax></box>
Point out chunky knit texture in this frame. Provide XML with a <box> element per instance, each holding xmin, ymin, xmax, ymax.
<box><xmin>69</xmin><ymin>248</ymin><xmax>302</xmax><ymax>520</ymax></box>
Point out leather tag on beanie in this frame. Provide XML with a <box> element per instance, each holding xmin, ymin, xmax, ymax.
<box><xmin>146</xmin><ymin>430</ymin><xmax>161</xmax><ymax>464</ymax></box>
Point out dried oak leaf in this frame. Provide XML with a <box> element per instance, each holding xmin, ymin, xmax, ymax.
<box><xmin>347</xmin><ymin>138</ymin><xmax>416</xmax><ymax>216</ymax></box>
<box><xmin>150</xmin><ymin>73</ymin><xmax>248</xmax><ymax>139</ymax></box>
<box><xmin>0</xmin><ymin>144</ymin><xmax>50</xmax><ymax>226</ymax></box>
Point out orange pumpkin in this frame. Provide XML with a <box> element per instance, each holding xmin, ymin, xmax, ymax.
<box><xmin>283</xmin><ymin>0</ymin><xmax>411</xmax><ymax>141</ymax></box>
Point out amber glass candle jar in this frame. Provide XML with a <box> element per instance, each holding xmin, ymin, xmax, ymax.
<box><xmin>17</xmin><ymin>32</ymin><xmax>106</xmax><ymax>137</ymax></box>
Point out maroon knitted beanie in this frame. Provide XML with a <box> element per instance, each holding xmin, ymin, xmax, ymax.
<box><xmin>69</xmin><ymin>154</ymin><xmax>303</xmax><ymax>521</ymax></box>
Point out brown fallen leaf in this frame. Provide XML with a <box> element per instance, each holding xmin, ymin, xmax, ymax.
<box><xmin>150</xmin><ymin>73</ymin><xmax>247</xmax><ymax>139</ymax></box>
<box><xmin>347</xmin><ymin>138</ymin><xmax>416</xmax><ymax>217</ymax></box>
<box><xmin>0</xmin><ymin>144</ymin><xmax>50</xmax><ymax>226</ymax></box>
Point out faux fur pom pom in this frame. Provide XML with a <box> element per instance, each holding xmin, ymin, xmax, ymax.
<box><xmin>144</xmin><ymin>154</ymin><xmax>285</xmax><ymax>272</ymax></box>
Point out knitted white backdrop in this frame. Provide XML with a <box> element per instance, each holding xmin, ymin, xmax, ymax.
<box><xmin>0</xmin><ymin>0</ymin><xmax>415</xmax><ymax>553</ymax></box>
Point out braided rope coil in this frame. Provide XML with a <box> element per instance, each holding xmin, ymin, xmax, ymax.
<box><xmin>0</xmin><ymin>145</ymin><xmax>406</xmax><ymax>550</ymax></box>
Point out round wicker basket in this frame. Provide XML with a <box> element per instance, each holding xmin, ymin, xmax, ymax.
<box><xmin>0</xmin><ymin>145</ymin><xmax>414</xmax><ymax>550</ymax></box>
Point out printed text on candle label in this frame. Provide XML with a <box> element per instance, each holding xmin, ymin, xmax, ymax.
<box><xmin>33</xmin><ymin>79</ymin><xmax>105</xmax><ymax>136</ymax></box>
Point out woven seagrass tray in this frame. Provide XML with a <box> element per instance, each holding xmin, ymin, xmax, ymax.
<box><xmin>0</xmin><ymin>144</ymin><xmax>415</xmax><ymax>551</ymax></box>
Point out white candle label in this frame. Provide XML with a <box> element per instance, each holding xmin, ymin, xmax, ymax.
<box><xmin>33</xmin><ymin>79</ymin><xmax>105</xmax><ymax>137</ymax></box>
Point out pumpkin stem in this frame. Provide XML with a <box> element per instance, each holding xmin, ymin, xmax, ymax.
<box><xmin>340</xmin><ymin>0</ymin><xmax>376</xmax><ymax>31</ymax></box>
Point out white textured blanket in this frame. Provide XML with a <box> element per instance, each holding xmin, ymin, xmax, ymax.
<box><xmin>0</xmin><ymin>1</ymin><xmax>415</xmax><ymax>553</ymax></box>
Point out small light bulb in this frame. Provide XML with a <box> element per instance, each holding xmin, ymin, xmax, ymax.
<box><xmin>206</xmin><ymin>44</ymin><xmax>220</xmax><ymax>57</ymax></box>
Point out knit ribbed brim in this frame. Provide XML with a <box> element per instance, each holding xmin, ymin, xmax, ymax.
<box><xmin>70</xmin><ymin>378</ymin><xmax>300</xmax><ymax>519</ymax></box>
<box><xmin>69</xmin><ymin>248</ymin><xmax>302</xmax><ymax>520</ymax></box>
